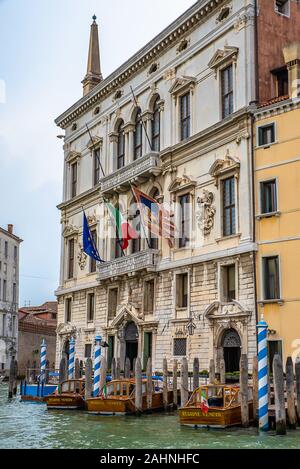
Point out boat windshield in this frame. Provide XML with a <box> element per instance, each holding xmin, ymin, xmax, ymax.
<box><xmin>61</xmin><ymin>381</ymin><xmax>82</xmax><ymax>394</ymax></box>
<box><xmin>190</xmin><ymin>386</ymin><xmax>240</xmax><ymax>409</ymax></box>
<box><xmin>105</xmin><ymin>381</ymin><xmax>134</xmax><ymax>397</ymax></box>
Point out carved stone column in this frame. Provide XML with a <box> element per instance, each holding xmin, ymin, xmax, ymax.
<box><xmin>142</xmin><ymin>111</ymin><xmax>153</xmax><ymax>154</ymax></box>
<box><xmin>109</xmin><ymin>132</ymin><xmax>118</xmax><ymax>173</ymax></box>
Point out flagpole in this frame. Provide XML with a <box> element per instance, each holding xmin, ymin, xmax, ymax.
<box><xmin>130</xmin><ymin>86</ymin><xmax>153</xmax><ymax>153</ymax></box>
<box><xmin>130</xmin><ymin>183</ymin><xmax>152</xmax><ymax>250</ymax></box>
<box><xmin>85</xmin><ymin>123</ymin><xmax>126</xmax><ymax>258</ymax></box>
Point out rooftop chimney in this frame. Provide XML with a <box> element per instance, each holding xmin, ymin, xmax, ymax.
<box><xmin>7</xmin><ymin>224</ymin><xmax>13</xmax><ymax>234</ymax></box>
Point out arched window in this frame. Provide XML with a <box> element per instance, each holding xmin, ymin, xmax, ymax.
<box><xmin>152</xmin><ymin>97</ymin><xmax>160</xmax><ymax>152</ymax></box>
<box><xmin>149</xmin><ymin>189</ymin><xmax>159</xmax><ymax>249</ymax></box>
<box><xmin>117</xmin><ymin>121</ymin><xmax>125</xmax><ymax>170</ymax></box>
<box><xmin>134</xmin><ymin>108</ymin><xmax>143</xmax><ymax>160</ymax></box>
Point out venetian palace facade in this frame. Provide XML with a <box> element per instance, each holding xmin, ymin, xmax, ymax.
<box><xmin>54</xmin><ymin>0</ymin><xmax>300</xmax><ymax>374</ymax></box>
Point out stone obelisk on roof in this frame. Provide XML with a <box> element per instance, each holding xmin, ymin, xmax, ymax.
<box><xmin>82</xmin><ymin>15</ymin><xmax>103</xmax><ymax>96</ymax></box>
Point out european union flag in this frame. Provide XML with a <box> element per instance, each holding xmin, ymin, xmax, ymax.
<box><xmin>83</xmin><ymin>211</ymin><xmax>103</xmax><ymax>262</ymax></box>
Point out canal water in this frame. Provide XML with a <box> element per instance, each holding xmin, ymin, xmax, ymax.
<box><xmin>0</xmin><ymin>384</ymin><xmax>300</xmax><ymax>449</ymax></box>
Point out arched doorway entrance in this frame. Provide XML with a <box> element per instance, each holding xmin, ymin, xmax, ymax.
<box><xmin>222</xmin><ymin>329</ymin><xmax>241</xmax><ymax>373</ymax></box>
<box><xmin>124</xmin><ymin>322</ymin><xmax>138</xmax><ymax>370</ymax></box>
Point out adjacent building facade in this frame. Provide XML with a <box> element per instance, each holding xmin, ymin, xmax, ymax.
<box><xmin>254</xmin><ymin>42</ymin><xmax>300</xmax><ymax>368</ymax></box>
<box><xmin>18</xmin><ymin>302</ymin><xmax>57</xmax><ymax>376</ymax></box>
<box><xmin>0</xmin><ymin>224</ymin><xmax>22</xmax><ymax>373</ymax></box>
<box><xmin>54</xmin><ymin>0</ymin><xmax>300</xmax><ymax>374</ymax></box>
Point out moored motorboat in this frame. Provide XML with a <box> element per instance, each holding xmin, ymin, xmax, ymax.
<box><xmin>86</xmin><ymin>378</ymin><xmax>174</xmax><ymax>415</ymax></box>
<box><xmin>179</xmin><ymin>384</ymin><xmax>253</xmax><ymax>428</ymax></box>
<box><xmin>45</xmin><ymin>379</ymin><xmax>85</xmax><ymax>410</ymax></box>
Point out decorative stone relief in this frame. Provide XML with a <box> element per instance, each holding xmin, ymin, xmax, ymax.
<box><xmin>196</xmin><ymin>190</ymin><xmax>216</xmax><ymax>236</ymax></box>
<box><xmin>77</xmin><ymin>243</ymin><xmax>87</xmax><ymax>270</ymax></box>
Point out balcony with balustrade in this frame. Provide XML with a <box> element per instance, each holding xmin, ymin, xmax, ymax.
<box><xmin>97</xmin><ymin>249</ymin><xmax>160</xmax><ymax>281</ymax></box>
<box><xmin>100</xmin><ymin>152</ymin><xmax>162</xmax><ymax>196</ymax></box>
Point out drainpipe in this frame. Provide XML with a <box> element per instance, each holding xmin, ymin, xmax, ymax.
<box><xmin>254</xmin><ymin>0</ymin><xmax>259</xmax><ymax>104</ymax></box>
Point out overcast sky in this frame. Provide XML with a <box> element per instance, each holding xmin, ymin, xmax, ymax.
<box><xmin>0</xmin><ymin>0</ymin><xmax>195</xmax><ymax>306</ymax></box>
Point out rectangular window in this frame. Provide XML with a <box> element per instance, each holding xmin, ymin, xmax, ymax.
<box><xmin>268</xmin><ymin>340</ymin><xmax>283</xmax><ymax>373</ymax></box>
<box><xmin>144</xmin><ymin>279</ymin><xmax>155</xmax><ymax>314</ymax></box>
<box><xmin>258</xmin><ymin>123</ymin><xmax>276</xmax><ymax>147</ymax></box>
<box><xmin>68</xmin><ymin>239</ymin><xmax>75</xmax><ymax>279</ymax></box>
<box><xmin>3</xmin><ymin>279</ymin><xmax>6</xmax><ymax>301</ymax></box>
<box><xmin>93</xmin><ymin>148</ymin><xmax>101</xmax><ymax>186</ymax></box>
<box><xmin>84</xmin><ymin>344</ymin><xmax>92</xmax><ymax>359</ymax></box>
<box><xmin>180</xmin><ymin>93</ymin><xmax>191</xmax><ymax>141</ymax></box>
<box><xmin>275</xmin><ymin>0</ymin><xmax>290</xmax><ymax>16</ymax></box>
<box><xmin>263</xmin><ymin>256</ymin><xmax>280</xmax><ymax>300</ymax></box>
<box><xmin>222</xmin><ymin>177</ymin><xmax>236</xmax><ymax>237</ymax></box>
<box><xmin>272</xmin><ymin>68</ymin><xmax>289</xmax><ymax>97</ymax></box>
<box><xmin>14</xmin><ymin>246</ymin><xmax>17</xmax><ymax>262</ymax></box>
<box><xmin>107</xmin><ymin>336</ymin><xmax>115</xmax><ymax>370</ymax></box>
<box><xmin>222</xmin><ymin>265</ymin><xmax>236</xmax><ymax>302</ymax></box>
<box><xmin>260</xmin><ymin>180</ymin><xmax>277</xmax><ymax>214</ymax></box>
<box><xmin>179</xmin><ymin>194</ymin><xmax>190</xmax><ymax>248</ymax></box>
<box><xmin>87</xmin><ymin>293</ymin><xmax>95</xmax><ymax>322</ymax></box>
<box><xmin>12</xmin><ymin>316</ymin><xmax>16</xmax><ymax>337</ymax></box>
<box><xmin>90</xmin><ymin>229</ymin><xmax>97</xmax><ymax>273</ymax></box>
<box><xmin>4</xmin><ymin>241</ymin><xmax>8</xmax><ymax>259</ymax></box>
<box><xmin>173</xmin><ymin>338</ymin><xmax>187</xmax><ymax>357</ymax></box>
<box><xmin>108</xmin><ymin>288</ymin><xmax>118</xmax><ymax>320</ymax></box>
<box><xmin>71</xmin><ymin>162</ymin><xmax>77</xmax><ymax>198</ymax></box>
<box><xmin>221</xmin><ymin>65</ymin><xmax>233</xmax><ymax>118</ymax></box>
<box><xmin>65</xmin><ymin>298</ymin><xmax>72</xmax><ymax>323</ymax></box>
<box><xmin>12</xmin><ymin>283</ymin><xmax>17</xmax><ymax>304</ymax></box>
<box><xmin>176</xmin><ymin>273</ymin><xmax>188</xmax><ymax>309</ymax></box>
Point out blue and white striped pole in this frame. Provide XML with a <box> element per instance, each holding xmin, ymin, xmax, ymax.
<box><xmin>40</xmin><ymin>338</ymin><xmax>47</xmax><ymax>384</ymax></box>
<box><xmin>257</xmin><ymin>315</ymin><xmax>269</xmax><ymax>431</ymax></box>
<box><xmin>93</xmin><ymin>335</ymin><xmax>102</xmax><ymax>397</ymax></box>
<box><xmin>68</xmin><ymin>336</ymin><xmax>75</xmax><ymax>380</ymax></box>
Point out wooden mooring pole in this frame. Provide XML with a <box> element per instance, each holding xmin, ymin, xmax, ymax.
<box><xmin>193</xmin><ymin>358</ymin><xmax>199</xmax><ymax>391</ymax></box>
<box><xmin>286</xmin><ymin>357</ymin><xmax>297</xmax><ymax>429</ymax></box>
<box><xmin>220</xmin><ymin>358</ymin><xmax>226</xmax><ymax>385</ymax></box>
<box><xmin>295</xmin><ymin>359</ymin><xmax>300</xmax><ymax>423</ymax></box>
<box><xmin>13</xmin><ymin>360</ymin><xmax>18</xmax><ymax>396</ymax></box>
<box><xmin>209</xmin><ymin>359</ymin><xmax>215</xmax><ymax>384</ymax></box>
<box><xmin>85</xmin><ymin>358</ymin><xmax>93</xmax><ymax>400</ymax></box>
<box><xmin>100</xmin><ymin>356</ymin><xmax>107</xmax><ymax>393</ymax></box>
<box><xmin>146</xmin><ymin>358</ymin><xmax>152</xmax><ymax>411</ymax></box>
<box><xmin>173</xmin><ymin>359</ymin><xmax>178</xmax><ymax>408</ymax></box>
<box><xmin>135</xmin><ymin>357</ymin><xmax>142</xmax><ymax>414</ymax></box>
<box><xmin>252</xmin><ymin>356</ymin><xmax>259</xmax><ymax>426</ymax></box>
<box><xmin>124</xmin><ymin>357</ymin><xmax>131</xmax><ymax>379</ymax></box>
<box><xmin>240</xmin><ymin>354</ymin><xmax>249</xmax><ymax>428</ymax></box>
<box><xmin>8</xmin><ymin>359</ymin><xmax>15</xmax><ymax>398</ymax></box>
<box><xmin>59</xmin><ymin>357</ymin><xmax>67</xmax><ymax>384</ymax></box>
<box><xmin>273</xmin><ymin>354</ymin><xmax>287</xmax><ymax>435</ymax></box>
<box><xmin>181</xmin><ymin>358</ymin><xmax>189</xmax><ymax>407</ymax></box>
<box><xmin>111</xmin><ymin>358</ymin><xmax>116</xmax><ymax>380</ymax></box>
<box><xmin>163</xmin><ymin>358</ymin><xmax>168</xmax><ymax>410</ymax></box>
<box><xmin>116</xmin><ymin>358</ymin><xmax>121</xmax><ymax>379</ymax></box>
<box><xmin>74</xmin><ymin>358</ymin><xmax>80</xmax><ymax>380</ymax></box>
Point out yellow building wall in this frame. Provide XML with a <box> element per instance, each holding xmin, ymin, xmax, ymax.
<box><xmin>255</xmin><ymin>107</ymin><xmax>300</xmax><ymax>364</ymax></box>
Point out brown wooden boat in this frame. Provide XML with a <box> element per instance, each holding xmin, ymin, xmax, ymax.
<box><xmin>86</xmin><ymin>379</ymin><xmax>174</xmax><ymax>415</ymax></box>
<box><xmin>179</xmin><ymin>384</ymin><xmax>253</xmax><ymax>428</ymax></box>
<box><xmin>45</xmin><ymin>379</ymin><xmax>85</xmax><ymax>410</ymax></box>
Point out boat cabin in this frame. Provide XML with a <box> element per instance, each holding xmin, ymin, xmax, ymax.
<box><xmin>60</xmin><ymin>379</ymin><xmax>85</xmax><ymax>395</ymax></box>
<box><xmin>103</xmin><ymin>379</ymin><xmax>160</xmax><ymax>399</ymax></box>
<box><xmin>188</xmin><ymin>385</ymin><xmax>241</xmax><ymax>409</ymax></box>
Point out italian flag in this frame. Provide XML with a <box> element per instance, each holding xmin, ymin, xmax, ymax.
<box><xmin>200</xmin><ymin>389</ymin><xmax>209</xmax><ymax>414</ymax></box>
<box><xmin>106</xmin><ymin>203</ymin><xmax>139</xmax><ymax>250</ymax></box>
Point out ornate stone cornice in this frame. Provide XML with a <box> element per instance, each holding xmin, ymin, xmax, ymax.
<box><xmin>55</xmin><ymin>0</ymin><xmax>227</xmax><ymax>129</ymax></box>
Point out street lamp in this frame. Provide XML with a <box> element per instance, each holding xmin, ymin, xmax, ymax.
<box><xmin>187</xmin><ymin>319</ymin><xmax>196</xmax><ymax>336</ymax></box>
